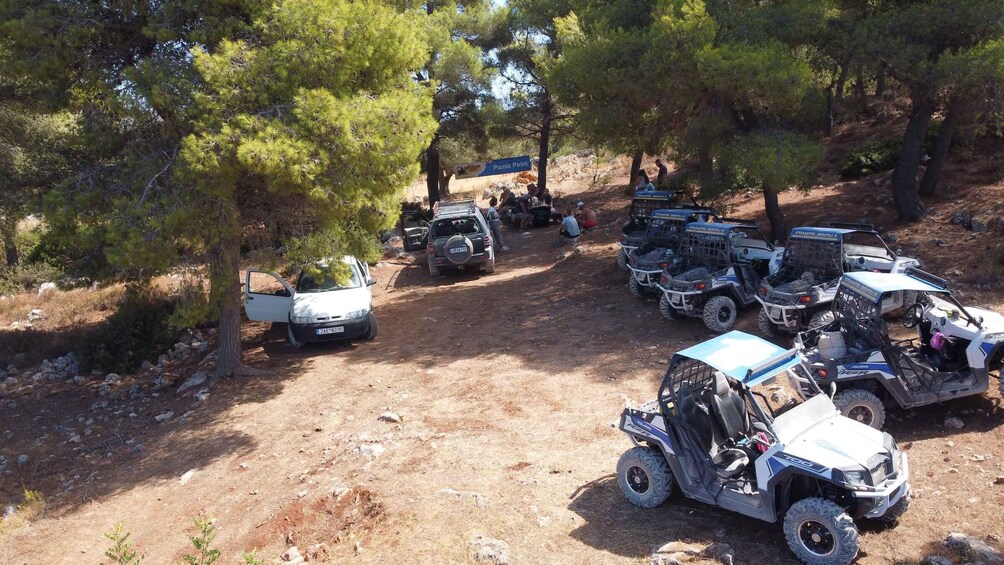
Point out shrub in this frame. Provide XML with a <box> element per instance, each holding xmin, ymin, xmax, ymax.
<box><xmin>102</xmin><ymin>523</ymin><xmax>144</xmax><ymax>564</ymax></box>
<box><xmin>76</xmin><ymin>284</ymin><xmax>182</xmax><ymax>374</ymax></box>
<box><xmin>0</xmin><ymin>262</ymin><xmax>63</xmax><ymax>295</ymax></box>
<box><xmin>183</xmin><ymin>517</ymin><xmax>221</xmax><ymax>565</ymax></box>
<box><xmin>840</xmin><ymin>138</ymin><xmax>903</xmax><ymax>178</ymax></box>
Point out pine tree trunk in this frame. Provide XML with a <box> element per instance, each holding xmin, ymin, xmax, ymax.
<box><xmin>875</xmin><ymin>62</ymin><xmax>887</xmax><ymax>99</ymax></box>
<box><xmin>891</xmin><ymin>95</ymin><xmax>934</xmax><ymax>221</ymax></box>
<box><xmin>537</xmin><ymin>93</ymin><xmax>552</xmax><ymax>192</ymax></box>
<box><xmin>426</xmin><ymin>137</ymin><xmax>440</xmax><ymax>206</ymax></box>
<box><xmin>834</xmin><ymin>64</ymin><xmax>849</xmax><ymax>110</ymax></box>
<box><xmin>918</xmin><ymin>97</ymin><xmax>962</xmax><ymax>197</ymax></box>
<box><xmin>763</xmin><ymin>187</ymin><xmax>786</xmax><ymax>244</ymax></box>
<box><xmin>853</xmin><ymin>65</ymin><xmax>867</xmax><ymax>111</ymax></box>
<box><xmin>0</xmin><ymin>219</ymin><xmax>18</xmax><ymax>266</ymax></box>
<box><xmin>629</xmin><ymin>151</ymin><xmax>643</xmax><ymax>187</ymax></box>
<box><xmin>823</xmin><ymin>85</ymin><xmax>834</xmax><ymax>136</ymax></box>
<box><xmin>211</xmin><ymin>233</ymin><xmax>242</xmax><ymax>378</ymax></box>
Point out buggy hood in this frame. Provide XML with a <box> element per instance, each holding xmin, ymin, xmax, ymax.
<box><xmin>674</xmin><ymin>331</ymin><xmax>802</xmax><ymax>387</ymax></box>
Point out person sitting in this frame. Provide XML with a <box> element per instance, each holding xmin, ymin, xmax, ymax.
<box><xmin>539</xmin><ymin>186</ymin><xmax>553</xmax><ymax>207</ymax></box>
<box><xmin>498</xmin><ymin>187</ymin><xmax>517</xmax><ymax>215</ymax></box>
<box><xmin>635</xmin><ymin>170</ymin><xmax>656</xmax><ymax>192</ymax></box>
<box><xmin>513</xmin><ymin>193</ymin><xmax>533</xmax><ymax>230</ymax></box>
<box><xmin>527</xmin><ymin>182</ymin><xmax>540</xmax><ymax>199</ymax></box>
<box><xmin>558</xmin><ymin>208</ymin><xmax>581</xmax><ymax>245</ymax></box>
<box><xmin>576</xmin><ymin>201</ymin><xmax>599</xmax><ymax>230</ymax></box>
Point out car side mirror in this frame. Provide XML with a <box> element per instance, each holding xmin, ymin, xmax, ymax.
<box><xmin>367</xmin><ymin>277</ymin><xmax>377</xmax><ymax>286</ymax></box>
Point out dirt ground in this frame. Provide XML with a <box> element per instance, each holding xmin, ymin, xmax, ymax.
<box><xmin>2</xmin><ymin>156</ymin><xmax>1003</xmax><ymax>564</ymax></box>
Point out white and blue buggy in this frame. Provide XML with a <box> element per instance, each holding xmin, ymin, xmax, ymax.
<box><xmin>626</xmin><ymin>209</ymin><xmax>717</xmax><ymax>298</ymax></box>
<box><xmin>656</xmin><ymin>222</ymin><xmax>784</xmax><ymax>333</ymax></box>
<box><xmin>757</xmin><ymin>225</ymin><xmax>919</xmax><ymax>336</ymax></box>
<box><xmin>792</xmin><ymin>268</ymin><xmax>1004</xmax><ymax>430</ymax></box>
<box><xmin>617</xmin><ymin>331</ymin><xmax>911</xmax><ymax>565</ymax></box>
<box><xmin>617</xmin><ymin>190</ymin><xmax>678</xmax><ymax>271</ymax></box>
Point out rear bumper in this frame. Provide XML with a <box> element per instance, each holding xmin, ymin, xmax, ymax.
<box><xmin>628</xmin><ymin>267</ymin><xmax>662</xmax><ymax>287</ymax></box>
<box><xmin>430</xmin><ymin>253</ymin><xmax>491</xmax><ymax>268</ymax></box>
<box><xmin>291</xmin><ymin>315</ymin><xmax>372</xmax><ymax>343</ymax></box>
<box><xmin>755</xmin><ymin>296</ymin><xmax>808</xmax><ymax>328</ymax></box>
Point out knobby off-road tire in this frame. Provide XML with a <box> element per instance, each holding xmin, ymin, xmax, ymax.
<box><xmin>628</xmin><ymin>276</ymin><xmax>645</xmax><ymax>299</ymax></box>
<box><xmin>874</xmin><ymin>492</ymin><xmax>910</xmax><ymax>525</ymax></box>
<box><xmin>659</xmin><ymin>294</ymin><xmax>680</xmax><ymax>321</ymax></box>
<box><xmin>287</xmin><ymin>324</ymin><xmax>305</xmax><ymax>349</ymax></box>
<box><xmin>616</xmin><ymin>447</ymin><xmax>674</xmax><ymax>508</ymax></box>
<box><xmin>365</xmin><ymin>314</ymin><xmax>379</xmax><ymax>341</ymax></box>
<box><xmin>809</xmin><ymin>310</ymin><xmax>835</xmax><ymax>329</ymax></box>
<box><xmin>703</xmin><ymin>295</ymin><xmax>738</xmax><ymax>333</ymax></box>
<box><xmin>833</xmin><ymin>389</ymin><xmax>886</xmax><ymax>430</ymax></box>
<box><xmin>617</xmin><ymin>250</ymin><xmax>629</xmax><ymax>271</ymax></box>
<box><xmin>784</xmin><ymin>497</ymin><xmax>860</xmax><ymax>565</ymax></box>
<box><xmin>758</xmin><ymin>309</ymin><xmax>785</xmax><ymax>337</ymax></box>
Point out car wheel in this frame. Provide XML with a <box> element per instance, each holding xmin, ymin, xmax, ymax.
<box><xmin>659</xmin><ymin>294</ymin><xmax>680</xmax><ymax>321</ymax></box>
<box><xmin>616</xmin><ymin>447</ymin><xmax>673</xmax><ymax>508</ymax></box>
<box><xmin>617</xmin><ymin>251</ymin><xmax>629</xmax><ymax>271</ymax></box>
<box><xmin>702</xmin><ymin>295</ymin><xmax>737</xmax><ymax>333</ymax></box>
<box><xmin>784</xmin><ymin>497</ymin><xmax>859</xmax><ymax>565</ymax></box>
<box><xmin>287</xmin><ymin>324</ymin><xmax>305</xmax><ymax>349</ymax></box>
<box><xmin>833</xmin><ymin>389</ymin><xmax>886</xmax><ymax>429</ymax></box>
<box><xmin>809</xmin><ymin>310</ymin><xmax>835</xmax><ymax>329</ymax></box>
<box><xmin>758</xmin><ymin>309</ymin><xmax>785</xmax><ymax>337</ymax></box>
<box><xmin>365</xmin><ymin>314</ymin><xmax>378</xmax><ymax>341</ymax></box>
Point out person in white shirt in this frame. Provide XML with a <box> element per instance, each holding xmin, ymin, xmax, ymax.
<box><xmin>486</xmin><ymin>197</ymin><xmax>509</xmax><ymax>252</ymax></box>
<box><xmin>558</xmin><ymin>208</ymin><xmax>580</xmax><ymax>244</ymax></box>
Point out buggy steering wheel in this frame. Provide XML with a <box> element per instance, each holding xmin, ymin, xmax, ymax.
<box><xmin>903</xmin><ymin>303</ymin><xmax>925</xmax><ymax>329</ymax></box>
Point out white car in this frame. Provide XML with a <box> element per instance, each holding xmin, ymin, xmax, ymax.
<box><xmin>243</xmin><ymin>256</ymin><xmax>378</xmax><ymax>348</ymax></box>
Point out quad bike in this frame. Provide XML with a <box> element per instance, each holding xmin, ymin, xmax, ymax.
<box><xmin>626</xmin><ymin>208</ymin><xmax>716</xmax><ymax>298</ymax></box>
<box><xmin>757</xmin><ymin>224</ymin><xmax>919</xmax><ymax>336</ymax></box>
<box><xmin>617</xmin><ymin>190</ymin><xmax>678</xmax><ymax>271</ymax></box>
<box><xmin>657</xmin><ymin>222</ymin><xmax>784</xmax><ymax>332</ymax></box>
<box><xmin>617</xmin><ymin>331</ymin><xmax>911</xmax><ymax>565</ymax></box>
<box><xmin>792</xmin><ymin>268</ymin><xmax>1004</xmax><ymax>430</ymax></box>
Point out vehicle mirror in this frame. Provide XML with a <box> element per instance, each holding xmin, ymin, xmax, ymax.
<box><xmin>829</xmin><ymin>382</ymin><xmax>837</xmax><ymax>399</ymax></box>
<box><xmin>367</xmin><ymin>277</ymin><xmax>377</xmax><ymax>286</ymax></box>
<box><xmin>752</xmin><ymin>422</ymin><xmax>772</xmax><ymax>436</ymax></box>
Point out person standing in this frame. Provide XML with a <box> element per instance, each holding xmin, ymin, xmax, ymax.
<box><xmin>656</xmin><ymin>159</ymin><xmax>669</xmax><ymax>186</ymax></box>
<box><xmin>486</xmin><ymin>197</ymin><xmax>509</xmax><ymax>252</ymax></box>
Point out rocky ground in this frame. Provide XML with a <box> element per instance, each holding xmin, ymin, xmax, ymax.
<box><xmin>1</xmin><ymin>154</ymin><xmax>1003</xmax><ymax>564</ymax></box>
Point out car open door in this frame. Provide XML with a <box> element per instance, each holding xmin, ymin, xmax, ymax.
<box><xmin>244</xmin><ymin>270</ymin><xmax>295</xmax><ymax>323</ymax></box>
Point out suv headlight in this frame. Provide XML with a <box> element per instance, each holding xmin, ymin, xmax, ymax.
<box><xmin>290</xmin><ymin>316</ymin><xmax>312</xmax><ymax>324</ymax></box>
<box><xmin>344</xmin><ymin>308</ymin><xmax>369</xmax><ymax>320</ymax></box>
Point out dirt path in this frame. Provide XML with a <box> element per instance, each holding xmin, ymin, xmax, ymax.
<box><xmin>3</xmin><ymin>160</ymin><xmax>1003</xmax><ymax>564</ymax></box>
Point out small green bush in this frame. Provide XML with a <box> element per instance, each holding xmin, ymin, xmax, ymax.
<box><xmin>76</xmin><ymin>284</ymin><xmax>182</xmax><ymax>374</ymax></box>
<box><xmin>0</xmin><ymin>262</ymin><xmax>63</xmax><ymax>295</ymax></box>
<box><xmin>102</xmin><ymin>523</ymin><xmax>144</xmax><ymax>564</ymax></box>
<box><xmin>183</xmin><ymin>517</ymin><xmax>221</xmax><ymax>565</ymax></box>
<box><xmin>840</xmin><ymin>138</ymin><xmax>903</xmax><ymax>178</ymax></box>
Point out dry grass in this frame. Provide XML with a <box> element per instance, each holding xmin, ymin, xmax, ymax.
<box><xmin>0</xmin><ymin>490</ymin><xmax>47</xmax><ymax>538</ymax></box>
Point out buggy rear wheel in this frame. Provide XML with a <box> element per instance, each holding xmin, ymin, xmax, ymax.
<box><xmin>628</xmin><ymin>276</ymin><xmax>645</xmax><ymax>298</ymax></box>
<box><xmin>784</xmin><ymin>497</ymin><xmax>859</xmax><ymax>565</ymax></box>
<box><xmin>703</xmin><ymin>295</ymin><xmax>737</xmax><ymax>333</ymax></box>
<box><xmin>833</xmin><ymin>389</ymin><xmax>886</xmax><ymax>430</ymax></box>
<box><xmin>617</xmin><ymin>250</ymin><xmax>629</xmax><ymax>271</ymax></box>
<box><xmin>616</xmin><ymin>447</ymin><xmax>673</xmax><ymax>508</ymax></box>
<box><xmin>659</xmin><ymin>294</ymin><xmax>680</xmax><ymax>321</ymax></box>
<box><xmin>758</xmin><ymin>309</ymin><xmax>785</xmax><ymax>337</ymax></box>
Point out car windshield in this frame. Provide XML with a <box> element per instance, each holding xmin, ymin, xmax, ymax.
<box><xmin>295</xmin><ymin>264</ymin><xmax>361</xmax><ymax>293</ymax></box>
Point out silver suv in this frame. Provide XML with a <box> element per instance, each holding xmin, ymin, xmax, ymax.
<box><xmin>426</xmin><ymin>200</ymin><xmax>496</xmax><ymax>276</ymax></box>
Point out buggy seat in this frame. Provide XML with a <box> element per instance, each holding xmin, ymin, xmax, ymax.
<box><xmin>677</xmin><ymin>374</ymin><xmax>750</xmax><ymax>479</ymax></box>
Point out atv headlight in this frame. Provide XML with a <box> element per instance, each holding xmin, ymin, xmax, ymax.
<box><xmin>344</xmin><ymin>308</ymin><xmax>369</xmax><ymax>320</ymax></box>
<box><xmin>290</xmin><ymin>316</ymin><xmax>312</xmax><ymax>324</ymax></box>
<box><xmin>840</xmin><ymin>470</ymin><xmax>869</xmax><ymax>487</ymax></box>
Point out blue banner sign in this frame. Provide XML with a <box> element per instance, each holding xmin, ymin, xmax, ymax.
<box><xmin>455</xmin><ymin>155</ymin><xmax>532</xmax><ymax>179</ymax></box>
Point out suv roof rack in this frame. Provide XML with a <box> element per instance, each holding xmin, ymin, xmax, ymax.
<box><xmin>825</xmin><ymin>221</ymin><xmax>876</xmax><ymax>232</ymax></box>
<box><xmin>434</xmin><ymin>199</ymin><xmax>478</xmax><ymax>218</ymax></box>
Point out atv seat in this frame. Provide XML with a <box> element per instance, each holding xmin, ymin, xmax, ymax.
<box><xmin>677</xmin><ymin>380</ymin><xmax>749</xmax><ymax>479</ymax></box>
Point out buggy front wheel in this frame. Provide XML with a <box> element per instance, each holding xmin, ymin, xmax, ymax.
<box><xmin>617</xmin><ymin>251</ymin><xmax>629</xmax><ymax>271</ymax></box>
<box><xmin>703</xmin><ymin>295</ymin><xmax>737</xmax><ymax>333</ymax></box>
<box><xmin>659</xmin><ymin>294</ymin><xmax>680</xmax><ymax>321</ymax></box>
<box><xmin>784</xmin><ymin>497</ymin><xmax>859</xmax><ymax>565</ymax></box>
<box><xmin>833</xmin><ymin>389</ymin><xmax>886</xmax><ymax>429</ymax></box>
<box><xmin>616</xmin><ymin>447</ymin><xmax>674</xmax><ymax>508</ymax></box>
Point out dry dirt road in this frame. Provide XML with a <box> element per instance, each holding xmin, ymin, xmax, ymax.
<box><xmin>3</xmin><ymin>165</ymin><xmax>1003</xmax><ymax>564</ymax></box>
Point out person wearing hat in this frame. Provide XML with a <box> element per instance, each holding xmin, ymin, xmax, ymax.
<box><xmin>575</xmin><ymin>201</ymin><xmax>598</xmax><ymax>230</ymax></box>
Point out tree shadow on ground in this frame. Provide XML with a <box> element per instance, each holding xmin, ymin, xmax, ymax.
<box><xmin>567</xmin><ymin>475</ymin><xmax>801</xmax><ymax>564</ymax></box>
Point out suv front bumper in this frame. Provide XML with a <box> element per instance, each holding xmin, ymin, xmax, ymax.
<box><xmin>290</xmin><ymin>315</ymin><xmax>372</xmax><ymax>343</ymax></box>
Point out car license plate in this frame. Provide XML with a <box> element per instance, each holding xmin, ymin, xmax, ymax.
<box><xmin>316</xmin><ymin>326</ymin><xmax>344</xmax><ymax>336</ymax></box>
<box><xmin>449</xmin><ymin>246</ymin><xmax>467</xmax><ymax>254</ymax></box>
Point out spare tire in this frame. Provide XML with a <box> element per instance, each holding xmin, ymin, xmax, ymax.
<box><xmin>444</xmin><ymin>235</ymin><xmax>474</xmax><ymax>265</ymax></box>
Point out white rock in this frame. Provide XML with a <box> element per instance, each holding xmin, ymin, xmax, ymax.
<box><xmin>177</xmin><ymin>371</ymin><xmax>209</xmax><ymax>394</ymax></box>
<box><xmin>179</xmin><ymin>469</ymin><xmax>196</xmax><ymax>485</ymax></box>
<box><xmin>193</xmin><ymin>388</ymin><xmax>210</xmax><ymax>402</ymax></box>
<box><xmin>281</xmin><ymin>545</ymin><xmax>304</xmax><ymax>563</ymax></box>
<box><xmin>944</xmin><ymin>416</ymin><xmax>965</xmax><ymax>430</ymax></box>
<box><xmin>27</xmin><ymin>308</ymin><xmax>45</xmax><ymax>321</ymax></box>
<box><xmin>378</xmin><ymin>411</ymin><xmax>402</xmax><ymax>423</ymax></box>
<box><xmin>357</xmin><ymin>443</ymin><xmax>386</xmax><ymax>460</ymax></box>
<box><xmin>104</xmin><ymin>373</ymin><xmax>121</xmax><ymax>384</ymax></box>
<box><xmin>332</xmin><ymin>486</ymin><xmax>352</xmax><ymax>499</ymax></box>
<box><xmin>37</xmin><ymin>282</ymin><xmax>57</xmax><ymax>295</ymax></box>
<box><xmin>154</xmin><ymin>411</ymin><xmax>174</xmax><ymax>423</ymax></box>
<box><xmin>470</xmin><ymin>535</ymin><xmax>510</xmax><ymax>565</ymax></box>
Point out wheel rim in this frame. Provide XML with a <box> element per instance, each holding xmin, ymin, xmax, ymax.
<box><xmin>718</xmin><ymin>306</ymin><xmax>733</xmax><ymax>323</ymax></box>
<box><xmin>798</xmin><ymin>519</ymin><xmax>836</xmax><ymax>557</ymax></box>
<box><xmin>625</xmin><ymin>465</ymin><xmax>650</xmax><ymax>494</ymax></box>
<box><xmin>847</xmin><ymin>405</ymin><xmax>873</xmax><ymax>425</ymax></box>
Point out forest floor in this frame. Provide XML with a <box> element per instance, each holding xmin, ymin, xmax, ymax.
<box><xmin>1</xmin><ymin>145</ymin><xmax>1003</xmax><ymax>564</ymax></box>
